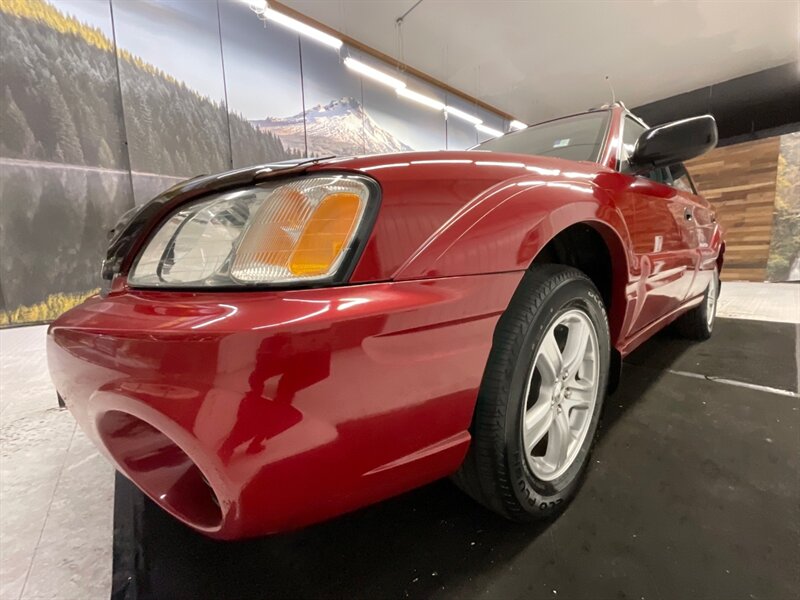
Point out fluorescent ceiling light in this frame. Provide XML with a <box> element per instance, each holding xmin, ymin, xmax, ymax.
<box><xmin>509</xmin><ymin>120</ymin><xmax>528</xmax><ymax>130</ymax></box>
<box><xmin>397</xmin><ymin>88</ymin><xmax>445</xmax><ymax>111</ymax></box>
<box><xmin>476</xmin><ymin>124</ymin><xmax>503</xmax><ymax>138</ymax></box>
<box><xmin>264</xmin><ymin>7</ymin><xmax>343</xmax><ymax>49</ymax></box>
<box><xmin>344</xmin><ymin>57</ymin><xmax>406</xmax><ymax>89</ymax></box>
<box><xmin>444</xmin><ymin>106</ymin><xmax>482</xmax><ymax>125</ymax></box>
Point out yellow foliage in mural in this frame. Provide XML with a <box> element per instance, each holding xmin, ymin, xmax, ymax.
<box><xmin>766</xmin><ymin>132</ymin><xmax>800</xmax><ymax>282</ymax></box>
<box><xmin>0</xmin><ymin>0</ymin><xmax>178</xmax><ymax>85</ymax></box>
<box><xmin>0</xmin><ymin>289</ymin><xmax>99</xmax><ymax>327</ymax></box>
<box><xmin>1</xmin><ymin>0</ymin><xmax>113</xmax><ymax>51</ymax></box>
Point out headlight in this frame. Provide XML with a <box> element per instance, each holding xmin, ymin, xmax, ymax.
<box><xmin>128</xmin><ymin>175</ymin><xmax>376</xmax><ymax>288</ymax></box>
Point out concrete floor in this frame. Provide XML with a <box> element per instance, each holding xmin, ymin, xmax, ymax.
<box><xmin>0</xmin><ymin>281</ymin><xmax>798</xmax><ymax>599</ymax></box>
<box><xmin>0</xmin><ymin>326</ymin><xmax>114</xmax><ymax>600</ymax></box>
<box><xmin>716</xmin><ymin>281</ymin><xmax>800</xmax><ymax>324</ymax></box>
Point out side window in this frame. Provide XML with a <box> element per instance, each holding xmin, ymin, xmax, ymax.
<box><xmin>669</xmin><ymin>163</ymin><xmax>696</xmax><ymax>194</ymax></box>
<box><xmin>620</xmin><ymin>117</ymin><xmax>646</xmax><ymax>170</ymax></box>
<box><xmin>620</xmin><ymin>117</ymin><xmax>665</xmax><ymax>184</ymax></box>
<box><xmin>649</xmin><ymin>167</ymin><xmax>672</xmax><ymax>185</ymax></box>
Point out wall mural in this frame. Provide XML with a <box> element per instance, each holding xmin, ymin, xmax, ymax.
<box><xmin>766</xmin><ymin>131</ymin><xmax>800</xmax><ymax>282</ymax></box>
<box><xmin>0</xmin><ymin>0</ymin><xmax>135</xmax><ymax>325</ymax></box>
<box><xmin>360</xmin><ymin>61</ymin><xmax>447</xmax><ymax>152</ymax></box>
<box><xmin>218</xmin><ymin>0</ymin><xmax>305</xmax><ymax>168</ymax></box>
<box><xmin>0</xmin><ymin>0</ymin><xmax>510</xmax><ymax>326</ymax></box>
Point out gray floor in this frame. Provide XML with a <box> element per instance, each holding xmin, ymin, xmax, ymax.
<box><xmin>0</xmin><ymin>281</ymin><xmax>797</xmax><ymax>599</ymax></box>
<box><xmin>1</xmin><ymin>326</ymin><xmax>113</xmax><ymax>599</ymax></box>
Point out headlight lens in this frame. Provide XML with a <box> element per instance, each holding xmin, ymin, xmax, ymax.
<box><xmin>128</xmin><ymin>176</ymin><xmax>372</xmax><ymax>287</ymax></box>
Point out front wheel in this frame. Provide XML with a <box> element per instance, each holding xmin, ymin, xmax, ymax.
<box><xmin>453</xmin><ymin>265</ymin><xmax>610</xmax><ymax>520</ymax></box>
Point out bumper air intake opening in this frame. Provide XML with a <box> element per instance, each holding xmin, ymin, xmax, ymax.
<box><xmin>97</xmin><ymin>411</ymin><xmax>222</xmax><ymax>531</ymax></box>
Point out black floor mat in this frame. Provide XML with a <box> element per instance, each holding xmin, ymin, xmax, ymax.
<box><xmin>112</xmin><ymin>319</ymin><xmax>799</xmax><ymax>600</ymax></box>
<box><xmin>625</xmin><ymin>317</ymin><xmax>798</xmax><ymax>392</ymax></box>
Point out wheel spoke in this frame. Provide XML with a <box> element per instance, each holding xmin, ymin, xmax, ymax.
<box><xmin>544</xmin><ymin>409</ymin><xmax>571</xmax><ymax>470</ymax></box>
<box><xmin>562</xmin><ymin>387</ymin><xmax>593</xmax><ymax>412</ymax></box>
<box><xmin>561</xmin><ymin>318</ymin><xmax>590</xmax><ymax>378</ymax></box>
<box><xmin>571</xmin><ymin>374</ymin><xmax>594</xmax><ymax>391</ymax></box>
<box><xmin>524</xmin><ymin>401</ymin><xmax>554</xmax><ymax>450</ymax></box>
<box><xmin>537</xmin><ymin>330</ymin><xmax>562</xmax><ymax>382</ymax></box>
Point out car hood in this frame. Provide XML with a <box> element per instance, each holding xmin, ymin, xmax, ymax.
<box><xmin>111</xmin><ymin>150</ymin><xmax>607</xmax><ymax>285</ymax></box>
<box><xmin>306</xmin><ymin>150</ymin><xmax>608</xmax><ymax>282</ymax></box>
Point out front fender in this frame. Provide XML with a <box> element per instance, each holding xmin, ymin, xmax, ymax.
<box><xmin>395</xmin><ymin>178</ymin><xmax>633</xmax><ymax>280</ymax></box>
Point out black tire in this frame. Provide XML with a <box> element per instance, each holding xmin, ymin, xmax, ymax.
<box><xmin>674</xmin><ymin>269</ymin><xmax>719</xmax><ymax>340</ymax></box>
<box><xmin>453</xmin><ymin>264</ymin><xmax>610</xmax><ymax>520</ymax></box>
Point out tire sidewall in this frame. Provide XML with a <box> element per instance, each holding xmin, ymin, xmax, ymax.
<box><xmin>504</xmin><ymin>277</ymin><xmax>610</xmax><ymax>516</ymax></box>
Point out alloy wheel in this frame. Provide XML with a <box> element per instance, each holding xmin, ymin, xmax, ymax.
<box><xmin>521</xmin><ymin>309</ymin><xmax>600</xmax><ymax>481</ymax></box>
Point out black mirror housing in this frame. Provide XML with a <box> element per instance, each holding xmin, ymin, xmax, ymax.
<box><xmin>630</xmin><ymin>115</ymin><xmax>718</xmax><ymax>172</ymax></box>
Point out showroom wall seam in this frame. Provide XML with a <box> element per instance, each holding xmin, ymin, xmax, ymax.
<box><xmin>107</xmin><ymin>0</ymin><xmax>135</xmax><ymax>210</ymax></box>
<box><xmin>216</xmin><ymin>0</ymin><xmax>235</xmax><ymax>171</ymax></box>
<box><xmin>297</xmin><ymin>37</ymin><xmax>309</xmax><ymax>157</ymax></box>
<box><xmin>360</xmin><ymin>77</ymin><xmax>367</xmax><ymax>155</ymax></box>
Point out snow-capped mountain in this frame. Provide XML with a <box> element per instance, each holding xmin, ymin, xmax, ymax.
<box><xmin>251</xmin><ymin>97</ymin><xmax>413</xmax><ymax>156</ymax></box>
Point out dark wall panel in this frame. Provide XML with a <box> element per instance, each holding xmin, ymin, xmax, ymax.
<box><xmin>634</xmin><ymin>62</ymin><xmax>800</xmax><ymax>144</ymax></box>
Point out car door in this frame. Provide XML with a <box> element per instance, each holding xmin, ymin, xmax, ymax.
<box><xmin>618</xmin><ymin>117</ymin><xmax>697</xmax><ymax>333</ymax></box>
<box><xmin>669</xmin><ymin>162</ymin><xmax>716</xmax><ymax>299</ymax></box>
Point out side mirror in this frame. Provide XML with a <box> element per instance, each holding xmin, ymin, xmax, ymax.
<box><xmin>630</xmin><ymin>115</ymin><xmax>718</xmax><ymax>172</ymax></box>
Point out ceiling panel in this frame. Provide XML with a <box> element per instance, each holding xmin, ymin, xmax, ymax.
<box><xmin>283</xmin><ymin>0</ymin><xmax>799</xmax><ymax>124</ymax></box>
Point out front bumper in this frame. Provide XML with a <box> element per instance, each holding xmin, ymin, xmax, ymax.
<box><xmin>48</xmin><ymin>272</ymin><xmax>522</xmax><ymax>538</ymax></box>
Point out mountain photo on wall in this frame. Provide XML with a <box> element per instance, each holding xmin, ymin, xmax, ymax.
<box><xmin>0</xmin><ymin>0</ymin><xmax>470</xmax><ymax>326</ymax></box>
<box><xmin>252</xmin><ymin>97</ymin><xmax>414</xmax><ymax>157</ymax></box>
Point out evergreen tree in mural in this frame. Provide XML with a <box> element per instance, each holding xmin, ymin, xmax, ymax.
<box><xmin>0</xmin><ymin>0</ymin><xmax>297</xmax><ymax>175</ymax></box>
<box><xmin>0</xmin><ymin>0</ymin><xmax>305</xmax><ymax>325</ymax></box>
<box><xmin>0</xmin><ymin>7</ymin><xmax>128</xmax><ymax>168</ymax></box>
<box><xmin>1</xmin><ymin>87</ymin><xmax>35</xmax><ymax>156</ymax></box>
<box><xmin>766</xmin><ymin>133</ymin><xmax>800</xmax><ymax>282</ymax></box>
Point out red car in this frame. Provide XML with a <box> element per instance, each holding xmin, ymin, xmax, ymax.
<box><xmin>48</xmin><ymin>103</ymin><xmax>722</xmax><ymax>539</ymax></box>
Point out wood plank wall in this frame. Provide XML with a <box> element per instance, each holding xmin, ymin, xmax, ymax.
<box><xmin>686</xmin><ymin>136</ymin><xmax>781</xmax><ymax>282</ymax></box>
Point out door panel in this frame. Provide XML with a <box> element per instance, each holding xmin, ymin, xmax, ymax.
<box><xmin>624</xmin><ymin>176</ymin><xmax>697</xmax><ymax>333</ymax></box>
<box><xmin>683</xmin><ymin>192</ymin><xmax>717</xmax><ymax>298</ymax></box>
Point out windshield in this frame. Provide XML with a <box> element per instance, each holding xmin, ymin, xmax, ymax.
<box><xmin>476</xmin><ymin>110</ymin><xmax>611</xmax><ymax>162</ymax></box>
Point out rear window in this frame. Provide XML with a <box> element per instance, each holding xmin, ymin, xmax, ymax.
<box><xmin>476</xmin><ymin>110</ymin><xmax>611</xmax><ymax>162</ymax></box>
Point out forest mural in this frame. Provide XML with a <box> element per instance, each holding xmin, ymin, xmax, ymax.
<box><xmin>0</xmin><ymin>0</ymin><xmax>505</xmax><ymax>326</ymax></box>
<box><xmin>766</xmin><ymin>132</ymin><xmax>800</xmax><ymax>282</ymax></box>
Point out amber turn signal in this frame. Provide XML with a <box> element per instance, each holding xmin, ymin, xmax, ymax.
<box><xmin>289</xmin><ymin>192</ymin><xmax>361</xmax><ymax>276</ymax></box>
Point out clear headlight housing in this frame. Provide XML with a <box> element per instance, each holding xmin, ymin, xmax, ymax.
<box><xmin>128</xmin><ymin>175</ymin><xmax>374</xmax><ymax>288</ymax></box>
